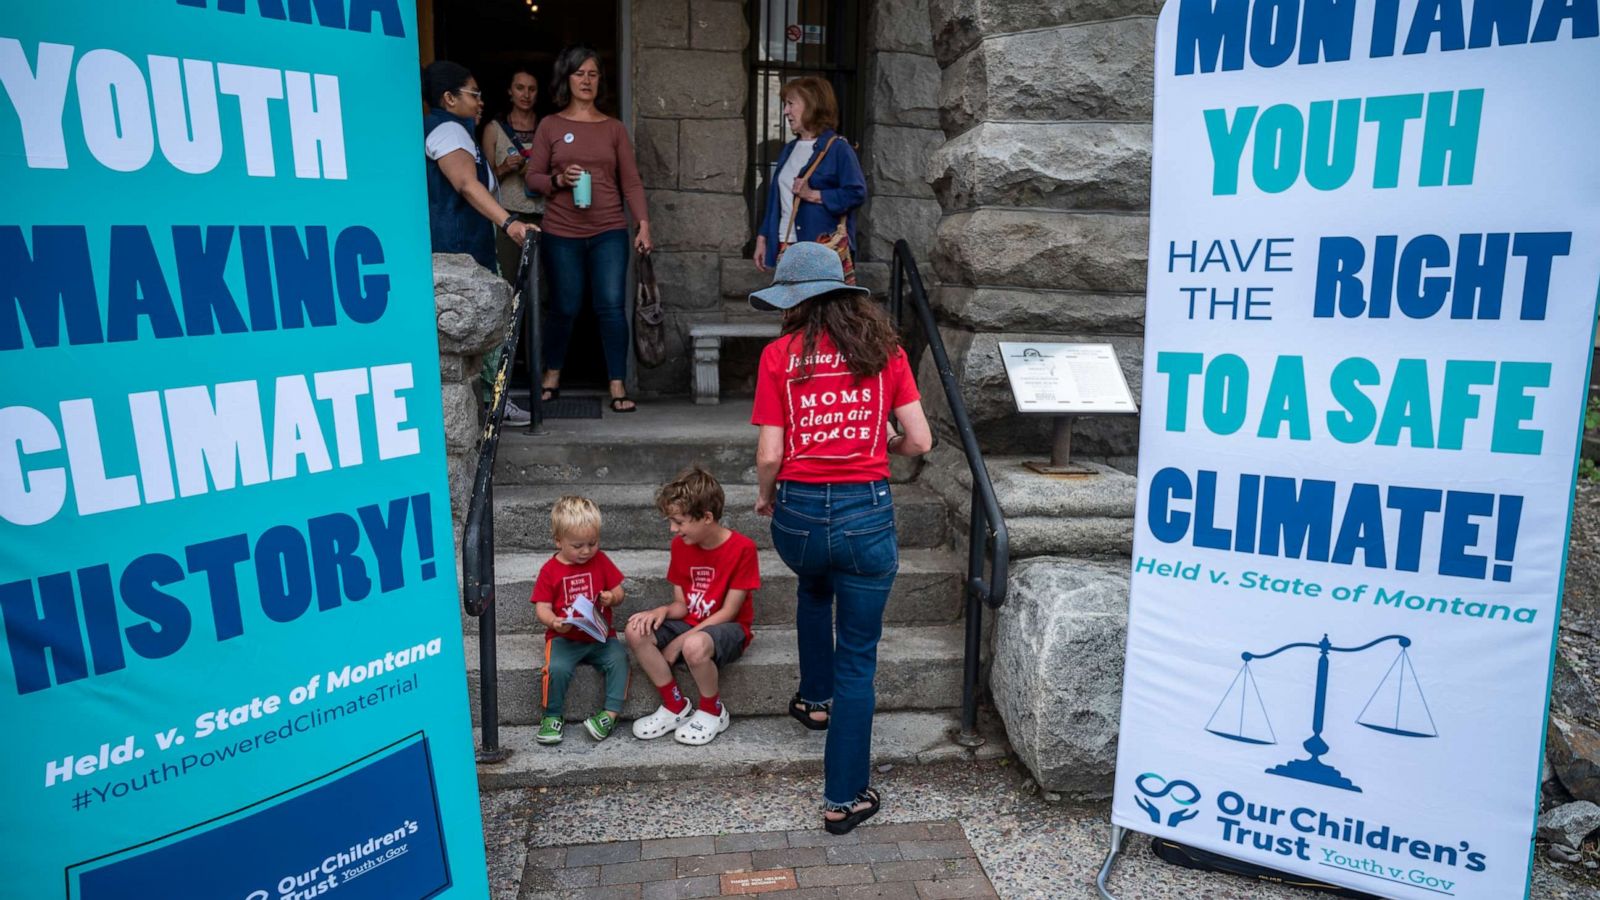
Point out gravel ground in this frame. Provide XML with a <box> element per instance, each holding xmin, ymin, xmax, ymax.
<box><xmin>480</xmin><ymin>756</ymin><xmax>1597</xmax><ymax>899</ymax></box>
<box><xmin>1545</xmin><ymin>478</ymin><xmax>1600</xmax><ymax>891</ymax></box>
<box><xmin>1558</xmin><ymin>480</ymin><xmax>1600</xmax><ymax>685</ymax></box>
<box><xmin>477</xmin><ymin>479</ymin><xmax>1600</xmax><ymax>898</ymax></box>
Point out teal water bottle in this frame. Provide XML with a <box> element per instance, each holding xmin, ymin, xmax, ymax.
<box><xmin>573</xmin><ymin>170</ymin><xmax>592</xmax><ymax>209</ymax></box>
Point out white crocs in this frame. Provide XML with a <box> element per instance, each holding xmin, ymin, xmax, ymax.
<box><xmin>632</xmin><ymin>704</ymin><xmax>693</xmax><ymax>740</ymax></box>
<box><xmin>674</xmin><ymin>706</ymin><xmax>731</xmax><ymax>745</ymax></box>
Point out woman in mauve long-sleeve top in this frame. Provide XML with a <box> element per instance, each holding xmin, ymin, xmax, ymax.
<box><xmin>525</xmin><ymin>45</ymin><xmax>653</xmax><ymax>413</ymax></box>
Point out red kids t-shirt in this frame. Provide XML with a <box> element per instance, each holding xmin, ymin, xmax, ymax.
<box><xmin>751</xmin><ymin>331</ymin><xmax>921</xmax><ymax>483</ymax></box>
<box><xmin>667</xmin><ymin>530</ymin><xmax>760</xmax><ymax>646</ymax></box>
<box><xmin>531</xmin><ymin>551</ymin><xmax>625</xmax><ymax>643</ymax></box>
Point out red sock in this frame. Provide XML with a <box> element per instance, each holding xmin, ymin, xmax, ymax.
<box><xmin>699</xmin><ymin>694</ymin><xmax>722</xmax><ymax>715</ymax></box>
<box><xmin>658</xmin><ymin>683</ymin><xmax>687</xmax><ymax>714</ymax></box>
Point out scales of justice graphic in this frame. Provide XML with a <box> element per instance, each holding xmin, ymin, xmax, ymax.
<box><xmin>1205</xmin><ymin>634</ymin><xmax>1439</xmax><ymax>792</ymax></box>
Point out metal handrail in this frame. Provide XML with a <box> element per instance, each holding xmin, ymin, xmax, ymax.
<box><xmin>888</xmin><ymin>240</ymin><xmax>1009</xmax><ymax>746</ymax></box>
<box><xmin>461</xmin><ymin>233</ymin><xmax>541</xmax><ymax>763</ymax></box>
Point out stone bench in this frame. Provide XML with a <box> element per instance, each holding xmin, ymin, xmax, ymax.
<box><xmin>689</xmin><ymin>322</ymin><xmax>781</xmax><ymax>405</ymax></box>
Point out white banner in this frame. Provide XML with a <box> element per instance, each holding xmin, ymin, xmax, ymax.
<box><xmin>1113</xmin><ymin>2</ymin><xmax>1600</xmax><ymax>898</ymax></box>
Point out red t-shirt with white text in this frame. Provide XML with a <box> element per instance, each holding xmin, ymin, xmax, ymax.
<box><xmin>531</xmin><ymin>551</ymin><xmax>625</xmax><ymax>643</ymax></box>
<box><xmin>751</xmin><ymin>332</ymin><xmax>921</xmax><ymax>483</ymax></box>
<box><xmin>667</xmin><ymin>530</ymin><xmax>760</xmax><ymax>646</ymax></box>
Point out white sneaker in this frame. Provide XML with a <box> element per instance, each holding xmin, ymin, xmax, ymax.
<box><xmin>674</xmin><ymin>706</ymin><xmax>730</xmax><ymax>745</ymax></box>
<box><xmin>502</xmin><ymin>399</ymin><xmax>532</xmax><ymax>426</ymax></box>
<box><xmin>632</xmin><ymin>704</ymin><xmax>693</xmax><ymax>740</ymax></box>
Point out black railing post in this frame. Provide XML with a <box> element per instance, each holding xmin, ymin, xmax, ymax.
<box><xmin>522</xmin><ymin>234</ymin><xmax>544</xmax><ymax>433</ymax></box>
<box><xmin>889</xmin><ymin>240</ymin><xmax>1010</xmax><ymax>749</ymax></box>
<box><xmin>957</xmin><ymin>484</ymin><xmax>988</xmax><ymax>747</ymax></box>
<box><xmin>889</xmin><ymin>251</ymin><xmax>902</xmax><ymax>333</ymax></box>
<box><xmin>476</xmin><ymin>477</ymin><xmax>509</xmax><ymax>763</ymax></box>
<box><xmin>464</xmin><ymin>233</ymin><xmax>542</xmax><ymax>765</ymax></box>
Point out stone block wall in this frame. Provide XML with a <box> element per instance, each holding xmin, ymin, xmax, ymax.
<box><xmin>631</xmin><ymin>0</ymin><xmax>752</xmax><ymax>396</ymax></box>
<box><xmin>859</xmin><ymin>0</ymin><xmax>944</xmax><ymax>266</ymax></box>
<box><xmin>432</xmin><ymin>254</ymin><xmax>513</xmax><ymax>565</ymax></box>
<box><xmin>919</xmin><ymin>0</ymin><xmax>1160</xmax><ymax>796</ymax></box>
<box><xmin>925</xmin><ymin>0</ymin><xmax>1159</xmax><ymax>463</ymax></box>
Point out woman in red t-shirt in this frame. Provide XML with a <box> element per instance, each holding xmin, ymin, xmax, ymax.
<box><xmin>749</xmin><ymin>242</ymin><xmax>933</xmax><ymax>835</ymax></box>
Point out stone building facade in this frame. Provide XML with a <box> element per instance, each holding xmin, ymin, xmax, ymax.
<box><xmin>624</xmin><ymin>2</ymin><xmax>1155</xmax><ymax>462</ymax></box>
<box><xmin>435</xmin><ymin>0</ymin><xmax>1154</xmax><ymax>793</ymax></box>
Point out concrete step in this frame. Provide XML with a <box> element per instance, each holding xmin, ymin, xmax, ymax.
<box><xmin>490</xmin><ymin>482</ymin><xmax>950</xmax><ymax>551</ymax></box>
<box><xmin>465</xmin><ymin>624</ymin><xmax>974</xmax><ymax>726</ymax></box>
<box><xmin>465</xmin><ymin>548</ymin><xmax>965</xmax><ymax>634</ymax></box>
<box><xmin>475</xmin><ymin>710</ymin><xmax>1008</xmax><ymax>789</ymax></box>
<box><xmin>493</xmin><ymin>398</ymin><xmax>918</xmax><ymax>485</ymax></box>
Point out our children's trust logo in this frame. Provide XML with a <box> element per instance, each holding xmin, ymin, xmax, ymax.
<box><xmin>1134</xmin><ymin>772</ymin><xmax>1201</xmax><ymax>828</ymax></box>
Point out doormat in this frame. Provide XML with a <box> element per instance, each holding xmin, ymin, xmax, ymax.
<box><xmin>538</xmin><ymin>396</ymin><xmax>602</xmax><ymax>419</ymax></box>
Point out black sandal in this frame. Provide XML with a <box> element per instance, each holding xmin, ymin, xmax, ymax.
<box><xmin>789</xmin><ymin>694</ymin><xmax>830</xmax><ymax>731</ymax></box>
<box><xmin>609</xmin><ymin>396</ymin><xmax>637</xmax><ymax>413</ymax></box>
<box><xmin>823</xmin><ymin>788</ymin><xmax>880</xmax><ymax>835</ymax></box>
<box><xmin>540</xmin><ymin>386</ymin><xmax>560</xmax><ymax>402</ymax></box>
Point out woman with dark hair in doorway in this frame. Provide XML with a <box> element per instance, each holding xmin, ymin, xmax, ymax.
<box><xmin>749</xmin><ymin>243</ymin><xmax>933</xmax><ymax>835</ymax></box>
<box><xmin>486</xmin><ymin>67</ymin><xmax>545</xmax><ymax>282</ymax></box>
<box><xmin>525</xmin><ymin>45</ymin><xmax>653</xmax><ymax>414</ymax></box>
<box><xmin>753</xmin><ymin>77</ymin><xmax>866</xmax><ymax>280</ymax></box>
<box><xmin>421</xmin><ymin>60</ymin><xmax>534</xmax><ymax>271</ymax></box>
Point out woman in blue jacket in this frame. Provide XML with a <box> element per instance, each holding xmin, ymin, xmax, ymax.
<box><xmin>754</xmin><ymin>77</ymin><xmax>867</xmax><ymax>277</ymax></box>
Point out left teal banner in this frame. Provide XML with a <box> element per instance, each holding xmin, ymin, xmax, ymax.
<box><xmin>0</xmin><ymin>3</ymin><xmax>491</xmax><ymax>898</ymax></box>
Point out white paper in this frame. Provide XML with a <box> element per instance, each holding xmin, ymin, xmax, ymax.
<box><xmin>564</xmin><ymin>594</ymin><xmax>608</xmax><ymax>643</ymax></box>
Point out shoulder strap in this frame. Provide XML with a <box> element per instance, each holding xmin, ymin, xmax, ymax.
<box><xmin>496</xmin><ymin>118</ymin><xmax>527</xmax><ymax>153</ymax></box>
<box><xmin>783</xmin><ymin>136</ymin><xmax>841</xmax><ymax>241</ymax></box>
<box><xmin>801</xmin><ymin>135</ymin><xmax>840</xmax><ymax>181</ymax></box>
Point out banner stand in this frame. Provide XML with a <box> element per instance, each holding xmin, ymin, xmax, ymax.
<box><xmin>1093</xmin><ymin>824</ymin><xmax>1129</xmax><ymax>900</ymax></box>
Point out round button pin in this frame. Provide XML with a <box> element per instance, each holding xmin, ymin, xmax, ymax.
<box><xmin>563</xmin><ymin>133</ymin><xmax>574</xmax><ymax>144</ymax></box>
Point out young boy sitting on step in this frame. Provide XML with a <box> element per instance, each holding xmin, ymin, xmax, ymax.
<box><xmin>625</xmin><ymin>467</ymin><xmax>760</xmax><ymax>746</ymax></box>
<box><xmin>531</xmin><ymin>496</ymin><xmax>628</xmax><ymax>744</ymax></box>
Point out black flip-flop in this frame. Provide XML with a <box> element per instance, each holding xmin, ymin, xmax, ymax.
<box><xmin>789</xmin><ymin>694</ymin><xmax>829</xmax><ymax>731</ymax></box>
<box><xmin>824</xmin><ymin>788</ymin><xmax>880</xmax><ymax>835</ymax></box>
<box><xmin>540</xmin><ymin>386</ymin><xmax>560</xmax><ymax>402</ymax></box>
<box><xmin>609</xmin><ymin>396</ymin><xmax>637</xmax><ymax>413</ymax></box>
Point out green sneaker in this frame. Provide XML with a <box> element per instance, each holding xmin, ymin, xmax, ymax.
<box><xmin>583</xmin><ymin>712</ymin><xmax>617</xmax><ymax>741</ymax></box>
<box><xmin>535</xmin><ymin>715</ymin><xmax>564</xmax><ymax>745</ymax></box>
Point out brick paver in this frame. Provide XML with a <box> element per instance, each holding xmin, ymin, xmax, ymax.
<box><xmin>641</xmin><ymin>836</ymin><xmax>718</xmax><ymax>859</ymax></box>
<box><xmin>835</xmin><ymin>883</ymin><xmax>920</xmax><ymax>899</ymax></box>
<box><xmin>895</xmin><ymin>840</ymin><xmax>974</xmax><ymax>861</ymax></box>
<box><xmin>679</xmin><ymin>851</ymin><xmax>756</xmax><ymax>877</ymax></box>
<box><xmin>567</xmin><ymin>840</ymin><xmax>643</xmax><ymax>867</ymax></box>
<box><xmin>825</xmin><ymin>843</ymin><xmax>903</xmax><ymax>865</ymax></box>
<box><xmin>519</xmin><ymin>820</ymin><xmax>996</xmax><ymax>898</ymax></box>
<box><xmin>716</xmin><ymin>831</ymin><xmax>791</xmax><ymax>853</ymax></box>
<box><xmin>601</xmin><ymin>858</ymin><xmax>679</xmax><ymax>885</ymax></box>
<box><xmin>796</xmin><ymin>863</ymin><xmax>875</xmax><ymax>888</ymax></box>
<box><xmin>751</xmin><ymin>847</ymin><xmax>828</xmax><ymax>870</ymax></box>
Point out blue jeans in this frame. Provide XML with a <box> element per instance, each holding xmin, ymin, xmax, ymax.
<box><xmin>541</xmin><ymin>228</ymin><xmax>630</xmax><ymax>379</ymax></box>
<box><xmin>770</xmin><ymin>480</ymin><xmax>898</xmax><ymax>807</ymax></box>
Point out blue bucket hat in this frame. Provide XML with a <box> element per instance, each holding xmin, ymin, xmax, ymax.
<box><xmin>749</xmin><ymin>242</ymin><xmax>869</xmax><ymax>311</ymax></box>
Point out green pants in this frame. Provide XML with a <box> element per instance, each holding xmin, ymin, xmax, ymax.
<box><xmin>542</xmin><ymin>637</ymin><xmax>628</xmax><ymax>717</ymax></box>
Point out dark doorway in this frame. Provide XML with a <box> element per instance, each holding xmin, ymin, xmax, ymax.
<box><xmin>430</xmin><ymin>0</ymin><xmax>622</xmax><ymax>393</ymax></box>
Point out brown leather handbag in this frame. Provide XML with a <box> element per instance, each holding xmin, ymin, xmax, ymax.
<box><xmin>634</xmin><ymin>252</ymin><xmax>668</xmax><ymax>368</ymax></box>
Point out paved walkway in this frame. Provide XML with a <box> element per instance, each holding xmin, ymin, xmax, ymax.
<box><xmin>482</xmin><ymin>758</ymin><xmax>1598</xmax><ymax>899</ymax></box>
<box><xmin>516</xmin><ymin>820</ymin><xmax>995</xmax><ymax>899</ymax></box>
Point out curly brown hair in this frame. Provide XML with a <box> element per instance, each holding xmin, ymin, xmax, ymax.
<box><xmin>781</xmin><ymin>290</ymin><xmax>900</xmax><ymax>379</ymax></box>
<box><xmin>656</xmin><ymin>466</ymin><xmax>725</xmax><ymax>522</ymax></box>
